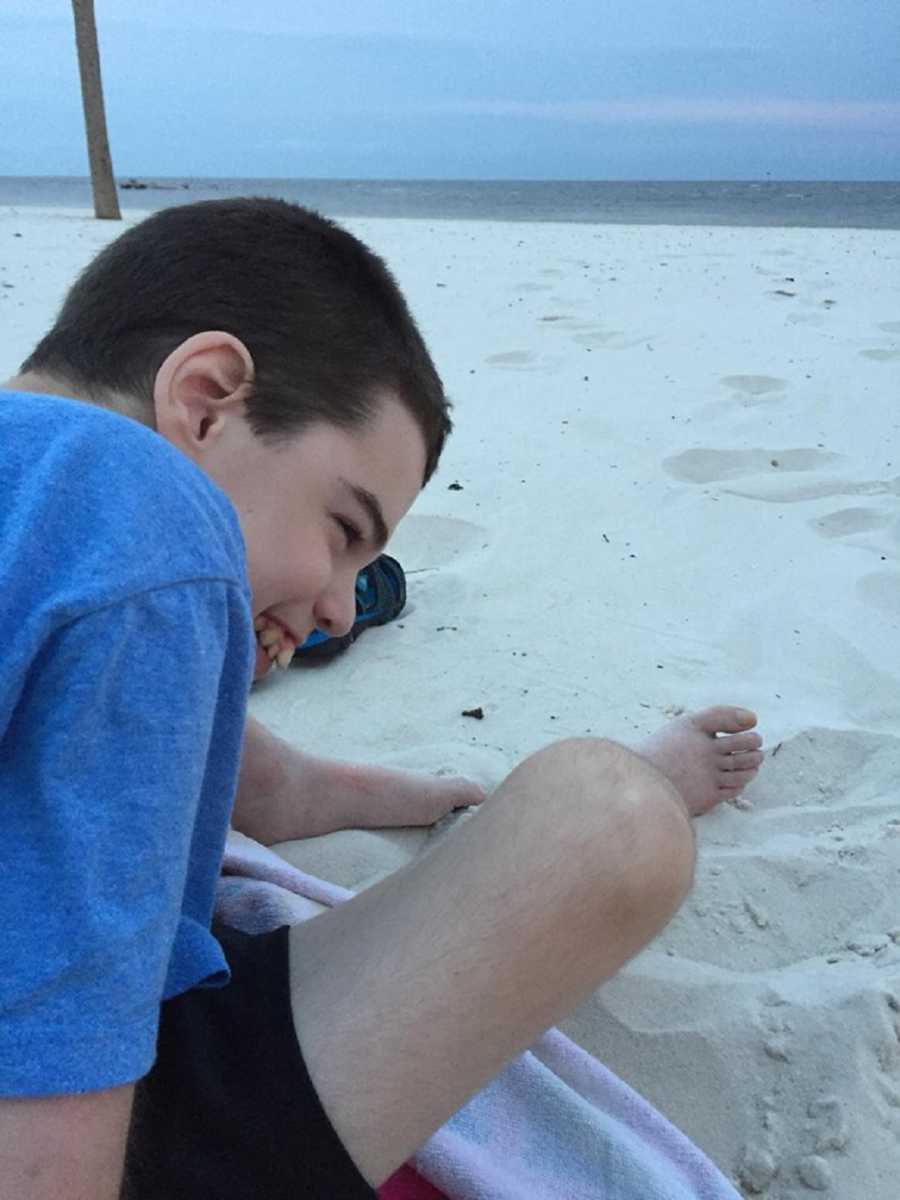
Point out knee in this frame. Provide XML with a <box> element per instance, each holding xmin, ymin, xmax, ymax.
<box><xmin>511</xmin><ymin>737</ymin><xmax>696</xmax><ymax>922</ymax></box>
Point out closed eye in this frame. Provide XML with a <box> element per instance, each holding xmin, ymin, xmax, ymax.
<box><xmin>334</xmin><ymin>515</ymin><xmax>363</xmax><ymax>550</ymax></box>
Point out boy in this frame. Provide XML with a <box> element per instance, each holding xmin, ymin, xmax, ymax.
<box><xmin>0</xmin><ymin>198</ymin><xmax>762</xmax><ymax>1198</ymax></box>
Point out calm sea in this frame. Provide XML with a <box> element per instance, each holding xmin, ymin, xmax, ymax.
<box><xmin>1</xmin><ymin>177</ymin><xmax>897</xmax><ymax>229</ymax></box>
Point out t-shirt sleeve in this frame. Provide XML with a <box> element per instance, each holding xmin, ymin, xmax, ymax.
<box><xmin>0</xmin><ymin>580</ymin><xmax>250</xmax><ymax>1097</ymax></box>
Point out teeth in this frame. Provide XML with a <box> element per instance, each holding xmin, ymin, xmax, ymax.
<box><xmin>255</xmin><ymin>614</ymin><xmax>297</xmax><ymax>669</ymax></box>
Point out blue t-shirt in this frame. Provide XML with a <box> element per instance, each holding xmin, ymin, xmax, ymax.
<box><xmin>0</xmin><ymin>391</ymin><xmax>254</xmax><ymax>1096</ymax></box>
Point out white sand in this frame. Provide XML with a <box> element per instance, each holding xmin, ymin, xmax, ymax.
<box><xmin>3</xmin><ymin>207</ymin><xmax>899</xmax><ymax>1197</ymax></box>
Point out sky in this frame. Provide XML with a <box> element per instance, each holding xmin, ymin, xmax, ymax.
<box><xmin>2</xmin><ymin>0</ymin><xmax>898</xmax><ymax>180</ymax></box>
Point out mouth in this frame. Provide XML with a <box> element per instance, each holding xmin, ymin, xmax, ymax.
<box><xmin>253</xmin><ymin>613</ymin><xmax>300</xmax><ymax>672</ymax></box>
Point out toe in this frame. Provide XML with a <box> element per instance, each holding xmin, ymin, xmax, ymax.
<box><xmin>721</xmin><ymin>750</ymin><xmax>765</xmax><ymax>773</ymax></box>
<box><xmin>693</xmin><ymin>706</ymin><xmax>758</xmax><ymax>736</ymax></box>
<box><xmin>716</xmin><ymin>732</ymin><xmax>763</xmax><ymax>754</ymax></box>
<box><xmin>718</xmin><ymin>768</ymin><xmax>759</xmax><ymax>791</ymax></box>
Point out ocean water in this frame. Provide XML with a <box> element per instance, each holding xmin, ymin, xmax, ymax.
<box><xmin>0</xmin><ymin>176</ymin><xmax>897</xmax><ymax>229</ymax></box>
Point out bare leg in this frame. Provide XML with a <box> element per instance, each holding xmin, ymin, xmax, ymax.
<box><xmin>287</xmin><ymin>738</ymin><xmax>695</xmax><ymax>1186</ymax></box>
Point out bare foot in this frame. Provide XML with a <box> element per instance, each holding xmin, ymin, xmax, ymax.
<box><xmin>636</xmin><ymin>706</ymin><xmax>763</xmax><ymax>817</ymax></box>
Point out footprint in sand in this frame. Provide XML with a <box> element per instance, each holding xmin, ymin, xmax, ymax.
<box><xmin>540</xmin><ymin>319</ymin><xmax>595</xmax><ymax>333</ymax></box>
<box><xmin>537</xmin><ymin>314</ymin><xmax>597</xmax><ymax>331</ymax></box>
<box><xmin>573</xmin><ymin>329</ymin><xmax>621</xmax><ymax>347</ymax></box>
<box><xmin>389</xmin><ymin>513</ymin><xmax>488</xmax><ymax>571</ymax></box>
<box><xmin>864</xmin><ymin>319</ymin><xmax>900</xmax><ymax>359</ymax></box>
<box><xmin>388</xmin><ymin>515</ymin><xmax>491</xmax><ymax>617</ymax></box>
<box><xmin>662</xmin><ymin>447</ymin><xmax>843</xmax><ymax>485</ymax></box>
<box><xmin>484</xmin><ymin>350</ymin><xmax>562</xmax><ymax>372</ymax></box>
<box><xmin>486</xmin><ymin>350</ymin><xmax>534</xmax><ymax>367</ymax></box>
<box><xmin>857</xmin><ymin>571</ymin><xmax>900</xmax><ymax>617</ymax></box>
<box><xmin>725</xmin><ymin>474</ymin><xmax>900</xmax><ymax>504</ymax></box>
<box><xmin>808</xmin><ymin>507</ymin><xmax>900</xmax><ymax>559</ymax></box>
<box><xmin>572</xmin><ymin>328</ymin><xmax>654</xmax><ymax>351</ymax></box>
<box><xmin>663</xmin><ymin>447</ymin><xmax>900</xmax><ymax>505</ymax></box>
<box><xmin>808</xmin><ymin>1095</ymin><xmax>851</xmax><ymax>1156</ymax></box>
<box><xmin>810</xmin><ymin>507</ymin><xmax>889</xmax><ymax>539</ymax></box>
<box><xmin>721</xmin><ymin>375</ymin><xmax>788</xmax><ymax>401</ymax></box>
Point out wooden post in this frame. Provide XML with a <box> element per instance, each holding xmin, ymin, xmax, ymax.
<box><xmin>71</xmin><ymin>0</ymin><xmax>121</xmax><ymax>219</ymax></box>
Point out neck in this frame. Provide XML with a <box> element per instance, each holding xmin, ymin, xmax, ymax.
<box><xmin>4</xmin><ymin>370</ymin><xmax>78</xmax><ymax>399</ymax></box>
<box><xmin>4</xmin><ymin>371</ymin><xmax>154</xmax><ymax>428</ymax></box>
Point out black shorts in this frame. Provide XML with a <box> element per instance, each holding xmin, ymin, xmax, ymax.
<box><xmin>123</xmin><ymin>922</ymin><xmax>376</xmax><ymax>1200</ymax></box>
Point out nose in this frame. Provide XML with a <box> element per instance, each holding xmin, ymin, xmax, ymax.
<box><xmin>312</xmin><ymin>575</ymin><xmax>357</xmax><ymax>640</ymax></box>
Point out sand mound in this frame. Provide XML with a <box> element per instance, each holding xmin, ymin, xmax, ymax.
<box><xmin>563</xmin><ymin>729</ymin><xmax>900</xmax><ymax>1197</ymax></box>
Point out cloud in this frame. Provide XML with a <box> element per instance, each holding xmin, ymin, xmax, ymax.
<box><xmin>425</xmin><ymin>97</ymin><xmax>900</xmax><ymax>130</ymax></box>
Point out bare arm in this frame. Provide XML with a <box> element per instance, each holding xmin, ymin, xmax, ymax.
<box><xmin>0</xmin><ymin>1086</ymin><xmax>133</xmax><ymax>1200</ymax></box>
<box><xmin>232</xmin><ymin>715</ymin><xmax>484</xmax><ymax>844</ymax></box>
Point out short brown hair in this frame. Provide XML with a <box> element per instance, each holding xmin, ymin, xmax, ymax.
<box><xmin>23</xmin><ymin>198</ymin><xmax>452</xmax><ymax>483</ymax></box>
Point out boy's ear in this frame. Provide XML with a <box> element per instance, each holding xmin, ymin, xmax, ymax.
<box><xmin>153</xmin><ymin>332</ymin><xmax>255</xmax><ymax>455</ymax></box>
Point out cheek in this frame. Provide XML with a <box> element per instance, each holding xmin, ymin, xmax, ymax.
<box><xmin>286</xmin><ymin>532</ymin><xmax>335</xmax><ymax>600</ymax></box>
<box><xmin>246</xmin><ymin>526</ymin><xmax>319</xmax><ymax>606</ymax></box>
<box><xmin>245</xmin><ymin>508</ymin><xmax>336</xmax><ymax>610</ymax></box>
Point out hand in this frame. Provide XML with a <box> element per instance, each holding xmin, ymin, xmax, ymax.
<box><xmin>337</xmin><ymin>762</ymin><xmax>486</xmax><ymax>830</ymax></box>
<box><xmin>234</xmin><ymin>716</ymin><xmax>486</xmax><ymax>843</ymax></box>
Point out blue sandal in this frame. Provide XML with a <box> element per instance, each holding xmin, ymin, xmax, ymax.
<box><xmin>293</xmin><ymin>553</ymin><xmax>407</xmax><ymax>662</ymax></box>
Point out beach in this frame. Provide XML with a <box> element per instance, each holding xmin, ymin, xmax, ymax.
<box><xmin>3</xmin><ymin>206</ymin><xmax>899</xmax><ymax>1197</ymax></box>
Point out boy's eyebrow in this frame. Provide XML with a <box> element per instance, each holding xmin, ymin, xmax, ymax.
<box><xmin>341</xmin><ymin>479</ymin><xmax>389</xmax><ymax>549</ymax></box>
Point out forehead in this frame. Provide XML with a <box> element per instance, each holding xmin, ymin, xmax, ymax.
<box><xmin>342</xmin><ymin>400</ymin><xmax>427</xmax><ymax>523</ymax></box>
<box><xmin>279</xmin><ymin>400</ymin><xmax>427</xmax><ymax>527</ymax></box>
